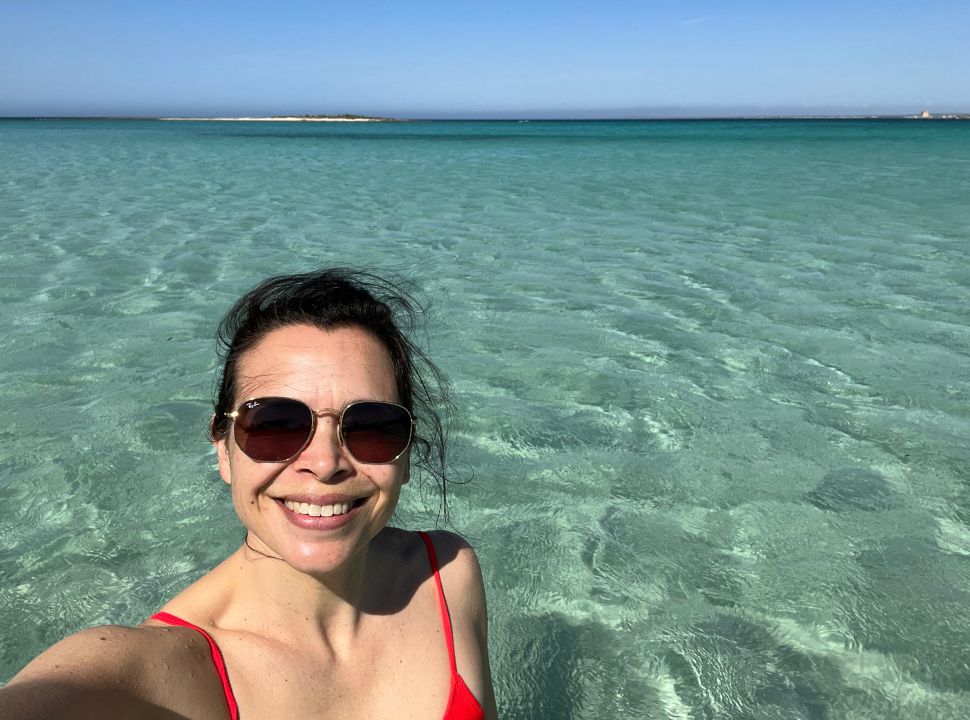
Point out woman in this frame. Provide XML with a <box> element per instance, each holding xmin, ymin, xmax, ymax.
<box><xmin>1</xmin><ymin>268</ymin><xmax>497</xmax><ymax>719</ymax></box>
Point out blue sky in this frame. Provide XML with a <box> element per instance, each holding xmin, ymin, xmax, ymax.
<box><xmin>3</xmin><ymin>0</ymin><xmax>968</xmax><ymax>117</ymax></box>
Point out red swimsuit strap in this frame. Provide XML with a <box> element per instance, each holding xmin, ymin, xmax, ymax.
<box><xmin>150</xmin><ymin>611</ymin><xmax>240</xmax><ymax>720</ymax></box>
<box><xmin>417</xmin><ymin>531</ymin><xmax>459</xmax><ymax>676</ymax></box>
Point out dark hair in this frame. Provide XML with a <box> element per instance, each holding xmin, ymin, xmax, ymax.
<box><xmin>210</xmin><ymin>267</ymin><xmax>451</xmax><ymax>513</ymax></box>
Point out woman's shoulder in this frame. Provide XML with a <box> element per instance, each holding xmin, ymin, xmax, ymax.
<box><xmin>403</xmin><ymin>529</ymin><xmax>487</xmax><ymax>620</ymax></box>
<box><xmin>405</xmin><ymin>530</ymin><xmax>495</xmax><ymax>717</ymax></box>
<box><xmin>378</xmin><ymin>527</ymin><xmax>480</xmax><ymax>573</ymax></box>
<box><xmin>1</xmin><ymin>622</ymin><xmax>229</xmax><ymax>719</ymax></box>
<box><xmin>9</xmin><ymin>622</ymin><xmax>184</xmax><ymax>681</ymax></box>
<box><xmin>418</xmin><ymin>527</ymin><xmax>475</xmax><ymax>554</ymax></box>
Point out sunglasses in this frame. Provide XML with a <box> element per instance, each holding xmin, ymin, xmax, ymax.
<box><xmin>225</xmin><ymin>397</ymin><xmax>415</xmax><ymax>464</ymax></box>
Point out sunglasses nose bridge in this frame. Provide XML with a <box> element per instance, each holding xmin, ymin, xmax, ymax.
<box><xmin>310</xmin><ymin>407</ymin><xmax>342</xmax><ymax>421</ymax></box>
<box><xmin>306</xmin><ymin>407</ymin><xmax>345</xmax><ymax>449</ymax></box>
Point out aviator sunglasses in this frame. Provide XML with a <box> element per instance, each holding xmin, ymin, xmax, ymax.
<box><xmin>226</xmin><ymin>397</ymin><xmax>415</xmax><ymax>464</ymax></box>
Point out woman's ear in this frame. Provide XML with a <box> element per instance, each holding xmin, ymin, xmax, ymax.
<box><xmin>211</xmin><ymin>413</ymin><xmax>233</xmax><ymax>485</ymax></box>
<box><xmin>215</xmin><ymin>437</ymin><xmax>232</xmax><ymax>485</ymax></box>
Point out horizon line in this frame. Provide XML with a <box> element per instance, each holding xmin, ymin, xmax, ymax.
<box><xmin>3</xmin><ymin>113</ymin><xmax>969</xmax><ymax>122</ymax></box>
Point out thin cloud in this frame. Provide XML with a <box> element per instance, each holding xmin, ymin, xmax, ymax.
<box><xmin>682</xmin><ymin>16</ymin><xmax>714</xmax><ymax>25</ymax></box>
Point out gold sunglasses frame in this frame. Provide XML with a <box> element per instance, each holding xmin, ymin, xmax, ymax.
<box><xmin>225</xmin><ymin>397</ymin><xmax>416</xmax><ymax>464</ymax></box>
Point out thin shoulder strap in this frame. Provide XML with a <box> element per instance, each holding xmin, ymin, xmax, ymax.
<box><xmin>417</xmin><ymin>531</ymin><xmax>458</xmax><ymax>676</ymax></box>
<box><xmin>150</xmin><ymin>611</ymin><xmax>240</xmax><ymax>720</ymax></box>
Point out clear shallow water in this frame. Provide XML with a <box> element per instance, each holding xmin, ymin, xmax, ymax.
<box><xmin>1</xmin><ymin>118</ymin><xmax>969</xmax><ymax>718</ymax></box>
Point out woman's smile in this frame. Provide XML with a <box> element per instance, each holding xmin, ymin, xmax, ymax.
<box><xmin>274</xmin><ymin>494</ymin><xmax>371</xmax><ymax>530</ymax></box>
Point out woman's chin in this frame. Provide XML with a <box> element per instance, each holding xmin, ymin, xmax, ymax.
<box><xmin>270</xmin><ymin>538</ymin><xmax>367</xmax><ymax>578</ymax></box>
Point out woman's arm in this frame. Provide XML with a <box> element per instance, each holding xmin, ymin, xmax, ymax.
<box><xmin>0</xmin><ymin>680</ymin><xmax>189</xmax><ymax>720</ymax></box>
<box><xmin>1</xmin><ymin>624</ymin><xmax>223</xmax><ymax>720</ymax></box>
<box><xmin>1</xmin><ymin>626</ymin><xmax>169</xmax><ymax>719</ymax></box>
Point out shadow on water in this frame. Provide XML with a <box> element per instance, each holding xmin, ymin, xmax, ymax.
<box><xmin>804</xmin><ymin>467</ymin><xmax>899</xmax><ymax>513</ymax></box>
<box><xmin>659</xmin><ymin>612</ymin><xmax>841</xmax><ymax>719</ymax></box>
<box><xmin>500</xmin><ymin>610</ymin><xmax>851</xmax><ymax>719</ymax></box>
<box><xmin>494</xmin><ymin>611</ymin><xmax>808</xmax><ymax>720</ymax></box>
<box><xmin>499</xmin><ymin>612</ymin><xmax>662</xmax><ymax>720</ymax></box>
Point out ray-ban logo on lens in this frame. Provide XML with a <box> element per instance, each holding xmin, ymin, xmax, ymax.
<box><xmin>245</xmin><ymin>400</ymin><xmax>261</xmax><ymax>409</ymax></box>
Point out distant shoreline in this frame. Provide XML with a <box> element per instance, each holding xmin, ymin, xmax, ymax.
<box><xmin>159</xmin><ymin>115</ymin><xmax>397</xmax><ymax>122</ymax></box>
<box><xmin>159</xmin><ymin>114</ymin><xmax>969</xmax><ymax>122</ymax></box>
<box><xmin>2</xmin><ymin>114</ymin><xmax>968</xmax><ymax>122</ymax></box>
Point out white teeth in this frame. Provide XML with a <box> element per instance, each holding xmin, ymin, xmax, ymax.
<box><xmin>284</xmin><ymin>500</ymin><xmax>353</xmax><ymax>517</ymax></box>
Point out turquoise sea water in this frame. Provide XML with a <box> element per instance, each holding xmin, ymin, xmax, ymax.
<box><xmin>1</xmin><ymin>118</ymin><xmax>969</xmax><ymax>718</ymax></box>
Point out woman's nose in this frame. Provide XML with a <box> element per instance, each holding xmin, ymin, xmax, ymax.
<box><xmin>293</xmin><ymin>416</ymin><xmax>352</xmax><ymax>477</ymax></box>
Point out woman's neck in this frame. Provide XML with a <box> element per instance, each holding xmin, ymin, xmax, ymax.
<box><xmin>219</xmin><ymin>534</ymin><xmax>382</xmax><ymax>653</ymax></box>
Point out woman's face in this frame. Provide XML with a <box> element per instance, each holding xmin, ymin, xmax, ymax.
<box><xmin>215</xmin><ymin>323</ymin><xmax>408</xmax><ymax>576</ymax></box>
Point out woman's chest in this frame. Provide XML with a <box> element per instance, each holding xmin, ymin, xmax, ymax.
<box><xmin>218</xmin><ymin>616</ymin><xmax>455</xmax><ymax>719</ymax></box>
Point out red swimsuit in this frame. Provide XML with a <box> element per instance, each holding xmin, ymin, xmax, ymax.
<box><xmin>150</xmin><ymin>531</ymin><xmax>484</xmax><ymax>720</ymax></box>
<box><xmin>417</xmin><ymin>530</ymin><xmax>486</xmax><ymax>720</ymax></box>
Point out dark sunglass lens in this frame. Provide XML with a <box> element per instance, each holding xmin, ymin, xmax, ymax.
<box><xmin>235</xmin><ymin>398</ymin><xmax>313</xmax><ymax>462</ymax></box>
<box><xmin>342</xmin><ymin>403</ymin><xmax>412</xmax><ymax>463</ymax></box>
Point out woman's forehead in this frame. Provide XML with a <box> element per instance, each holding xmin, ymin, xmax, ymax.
<box><xmin>237</xmin><ymin>324</ymin><xmax>398</xmax><ymax>398</ymax></box>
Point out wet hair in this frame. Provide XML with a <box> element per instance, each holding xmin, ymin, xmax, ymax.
<box><xmin>210</xmin><ymin>267</ymin><xmax>451</xmax><ymax>514</ymax></box>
